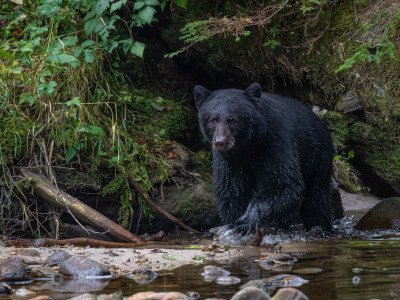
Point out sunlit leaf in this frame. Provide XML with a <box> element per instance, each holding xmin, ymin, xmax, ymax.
<box><xmin>110</xmin><ymin>0</ymin><xmax>127</xmax><ymax>12</ymax></box>
<box><xmin>138</xmin><ymin>6</ymin><xmax>156</xmax><ymax>24</ymax></box>
<box><xmin>66</xmin><ymin>97</ymin><xmax>81</xmax><ymax>107</ymax></box>
<box><xmin>19</xmin><ymin>93</ymin><xmax>36</xmax><ymax>106</ymax></box>
<box><xmin>173</xmin><ymin>0</ymin><xmax>187</xmax><ymax>8</ymax></box>
<box><xmin>130</xmin><ymin>42</ymin><xmax>145</xmax><ymax>58</ymax></box>
<box><xmin>145</xmin><ymin>0</ymin><xmax>160</xmax><ymax>6</ymax></box>
<box><xmin>96</xmin><ymin>0</ymin><xmax>110</xmax><ymax>16</ymax></box>
<box><xmin>84</xmin><ymin>50</ymin><xmax>95</xmax><ymax>63</ymax></box>
<box><xmin>65</xmin><ymin>147</ymin><xmax>76</xmax><ymax>163</ymax></box>
<box><xmin>133</xmin><ymin>1</ymin><xmax>145</xmax><ymax>10</ymax></box>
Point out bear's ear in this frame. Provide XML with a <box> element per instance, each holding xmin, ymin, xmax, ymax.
<box><xmin>193</xmin><ymin>85</ymin><xmax>211</xmax><ymax>109</ymax></box>
<box><xmin>245</xmin><ymin>83</ymin><xmax>262</xmax><ymax>99</ymax></box>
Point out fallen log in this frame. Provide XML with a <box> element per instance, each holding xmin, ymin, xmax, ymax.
<box><xmin>21</xmin><ymin>169</ymin><xmax>145</xmax><ymax>243</ymax></box>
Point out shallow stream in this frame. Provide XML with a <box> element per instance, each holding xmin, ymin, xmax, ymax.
<box><xmin>3</xmin><ymin>226</ymin><xmax>400</xmax><ymax>300</ymax></box>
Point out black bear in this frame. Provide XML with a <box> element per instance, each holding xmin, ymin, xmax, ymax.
<box><xmin>194</xmin><ymin>83</ymin><xmax>334</xmax><ymax>233</ymax></box>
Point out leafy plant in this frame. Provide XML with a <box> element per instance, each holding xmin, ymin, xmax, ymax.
<box><xmin>333</xmin><ymin>150</ymin><xmax>364</xmax><ymax>193</ymax></box>
<box><xmin>0</xmin><ymin>0</ymin><xmax>187</xmax><ymax>235</ymax></box>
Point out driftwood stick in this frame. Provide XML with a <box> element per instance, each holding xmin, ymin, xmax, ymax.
<box><xmin>21</xmin><ymin>169</ymin><xmax>145</xmax><ymax>243</ymax></box>
<box><xmin>5</xmin><ymin>238</ymin><xmax>146</xmax><ymax>248</ymax></box>
<box><xmin>126</xmin><ymin>173</ymin><xmax>201</xmax><ymax>234</ymax></box>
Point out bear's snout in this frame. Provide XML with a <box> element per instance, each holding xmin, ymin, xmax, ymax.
<box><xmin>212</xmin><ymin>123</ymin><xmax>234</xmax><ymax>151</ymax></box>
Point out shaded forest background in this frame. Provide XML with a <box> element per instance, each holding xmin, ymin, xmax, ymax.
<box><xmin>1</xmin><ymin>0</ymin><xmax>400</xmax><ymax>238</ymax></box>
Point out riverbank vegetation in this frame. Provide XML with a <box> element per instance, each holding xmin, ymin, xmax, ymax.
<box><xmin>1</xmin><ymin>0</ymin><xmax>400</xmax><ymax>238</ymax></box>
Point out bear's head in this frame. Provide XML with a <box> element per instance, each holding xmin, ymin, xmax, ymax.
<box><xmin>193</xmin><ymin>83</ymin><xmax>263</xmax><ymax>153</ymax></box>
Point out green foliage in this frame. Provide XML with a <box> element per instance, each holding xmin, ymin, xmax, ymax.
<box><xmin>336</xmin><ymin>6</ymin><xmax>400</xmax><ymax>72</ymax></box>
<box><xmin>0</xmin><ymin>0</ymin><xmax>188</xmax><ymax>232</ymax></box>
<box><xmin>263</xmin><ymin>26</ymin><xmax>280</xmax><ymax>49</ymax></box>
<box><xmin>333</xmin><ymin>150</ymin><xmax>364</xmax><ymax>193</ymax></box>
<box><xmin>130</xmin><ymin>94</ymin><xmax>190</xmax><ymax>140</ymax></box>
<box><xmin>300</xmin><ymin>0</ymin><xmax>326</xmax><ymax>14</ymax></box>
<box><xmin>336</xmin><ymin>42</ymin><xmax>396</xmax><ymax>73</ymax></box>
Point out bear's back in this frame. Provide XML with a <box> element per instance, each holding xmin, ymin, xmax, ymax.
<box><xmin>259</xmin><ymin>92</ymin><xmax>333</xmax><ymax>159</ymax></box>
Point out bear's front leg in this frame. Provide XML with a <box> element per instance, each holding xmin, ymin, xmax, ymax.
<box><xmin>234</xmin><ymin>180</ymin><xmax>304</xmax><ymax>234</ymax></box>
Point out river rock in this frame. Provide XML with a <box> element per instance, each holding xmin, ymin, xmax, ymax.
<box><xmin>127</xmin><ymin>291</ymin><xmax>188</xmax><ymax>300</ymax></box>
<box><xmin>241</xmin><ymin>274</ymin><xmax>308</xmax><ymax>295</ymax></box>
<box><xmin>59</xmin><ymin>256</ymin><xmax>110</xmax><ymax>278</ymax></box>
<box><xmin>271</xmin><ymin>288</ymin><xmax>309</xmax><ymax>300</ymax></box>
<box><xmin>68</xmin><ymin>292</ymin><xmax>122</xmax><ymax>300</ymax></box>
<box><xmin>28</xmin><ymin>296</ymin><xmax>52</xmax><ymax>300</ymax></box>
<box><xmin>31</xmin><ymin>266</ymin><xmax>61</xmax><ymax>279</ymax></box>
<box><xmin>292</xmin><ymin>268</ymin><xmax>322</xmax><ymax>274</ymax></box>
<box><xmin>259</xmin><ymin>253</ymin><xmax>296</xmax><ymax>272</ymax></box>
<box><xmin>202</xmin><ymin>266</ymin><xmax>230</xmax><ymax>282</ymax></box>
<box><xmin>0</xmin><ymin>257</ymin><xmax>31</xmax><ymax>282</ymax></box>
<box><xmin>215</xmin><ymin>276</ymin><xmax>241</xmax><ymax>285</ymax></box>
<box><xmin>231</xmin><ymin>286</ymin><xmax>270</xmax><ymax>300</ymax></box>
<box><xmin>354</xmin><ymin>198</ymin><xmax>400</xmax><ymax>230</ymax></box>
<box><xmin>34</xmin><ymin>278</ymin><xmax>109</xmax><ymax>293</ymax></box>
<box><xmin>44</xmin><ymin>250</ymin><xmax>72</xmax><ymax>266</ymax></box>
<box><xmin>127</xmin><ymin>267</ymin><xmax>157</xmax><ymax>284</ymax></box>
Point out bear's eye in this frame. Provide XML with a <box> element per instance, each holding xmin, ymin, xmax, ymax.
<box><xmin>227</xmin><ymin>118</ymin><xmax>237</xmax><ymax>124</ymax></box>
<box><xmin>208</xmin><ymin>118</ymin><xmax>217</xmax><ymax>125</ymax></box>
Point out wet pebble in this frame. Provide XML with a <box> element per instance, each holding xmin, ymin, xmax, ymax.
<box><xmin>187</xmin><ymin>291</ymin><xmax>200</xmax><ymax>299</ymax></box>
<box><xmin>291</xmin><ymin>268</ymin><xmax>322</xmax><ymax>274</ymax></box>
<box><xmin>127</xmin><ymin>291</ymin><xmax>188</xmax><ymax>300</ymax></box>
<box><xmin>215</xmin><ymin>276</ymin><xmax>241</xmax><ymax>285</ymax></box>
<box><xmin>0</xmin><ymin>257</ymin><xmax>32</xmax><ymax>283</ymax></box>
<box><xmin>0</xmin><ymin>283</ymin><xmax>12</xmax><ymax>295</ymax></box>
<box><xmin>241</xmin><ymin>274</ymin><xmax>308</xmax><ymax>294</ymax></box>
<box><xmin>202</xmin><ymin>266</ymin><xmax>230</xmax><ymax>282</ymax></box>
<box><xmin>231</xmin><ymin>286</ymin><xmax>270</xmax><ymax>300</ymax></box>
<box><xmin>44</xmin><ymin>250</ymin><xmax>72</xmax><ymax>267</ymax></box>
<box><xmin>203</xmin><ymin>266</ymin><xmax>230</xmax><ymax>276</ymax></box>
<box><xmin>59</xmin><ymin>256</ymin><xmax>111</xmax><ymax>278</ymax></box>
<box><xmin>352</xmin><ymin>276</ymin><xmax>361</xmax><ymax>285</ymax></box>
<box><xmin>352</xmin><ymin>268</ymin><xmax>363</xmax><ymax>274</ymax></box>
<box><xmin>127</xmin><ymin>267</ymin><xmax>157</xmax><ymax>284</ymax></box>
<box><xmin>271</xmin><ymin>287</ymin><xmax>309</xmax><ymax>300</ymax></box>
<box><xmin>29</xmin><ymin>296</ymin><xmax>53</xmax><ymax>300</ymax></box>
<box><xmin>31</xmin><ymin>266</ymin><xmax>61</xmax><ymax>279</ymax></box>
<box><xmin>259</xmin><ymin>253</ymin><xmax>296</xmax><ymax>271</ymax></box>
<box><xmin>68</xmin><ymin>292</ymin><xmax>122</xmax><ymax>300</ymax></box>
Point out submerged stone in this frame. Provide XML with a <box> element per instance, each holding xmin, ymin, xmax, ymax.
<box><xmin>241</xmin><ymin>274</ymin><xmax>309</xmax><ymax>295</ymax></box>
<box><xmin>215</xmin><ymin>276</ymin><xmax>241</xmax><ymax>285</ymax></box>
<box><xmin>231</xmin><ymin>286</ymin><xmax>270</xmax><ymax>300</ymax></box>
<box><xmin>202</xmin><ymin>266</ymin><xmax>230</xmax><ymax>282</ymax></box>
<box><xmin>259</xmin><ymin>253</ymin><xmax>296</xmax><ymax>272</ymax></box>
<box><xmin>127</xmin><ymin>267</ymin><xmax>157</xmax><ymax>284</ymax></box>
<box><xmin>354</xmin><ymin>198</ymin><xmax>400</xmax><ymax>230</ymax></box>
<box><xmin>292</xmin><ymin>268</ymin><xmax>323</xmax><ymax>274</ymax></box>
<box><xmin>31</xmin><ymin>266</ymin><xmax>62</xmax><ymax>279</ymax></box>
<box><xmin>0</xmin><ymin>257</ymin><xmax>32</xmax><ymax>283</ymax></box>
<box><xmin>59</xmin><ymin>256</ymin><xmax>110</xmax><ymax>278</ymax></box>
<box><xmin>68</xmin><ymin>292</ymin><xmax>122</xmax><ymax>300</ymax></box>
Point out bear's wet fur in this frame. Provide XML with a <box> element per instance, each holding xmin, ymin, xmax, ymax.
<box><xmin>194</xmin><ymin>83</ymin><xmax>334</xmax><ymax>232</ymax></box>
